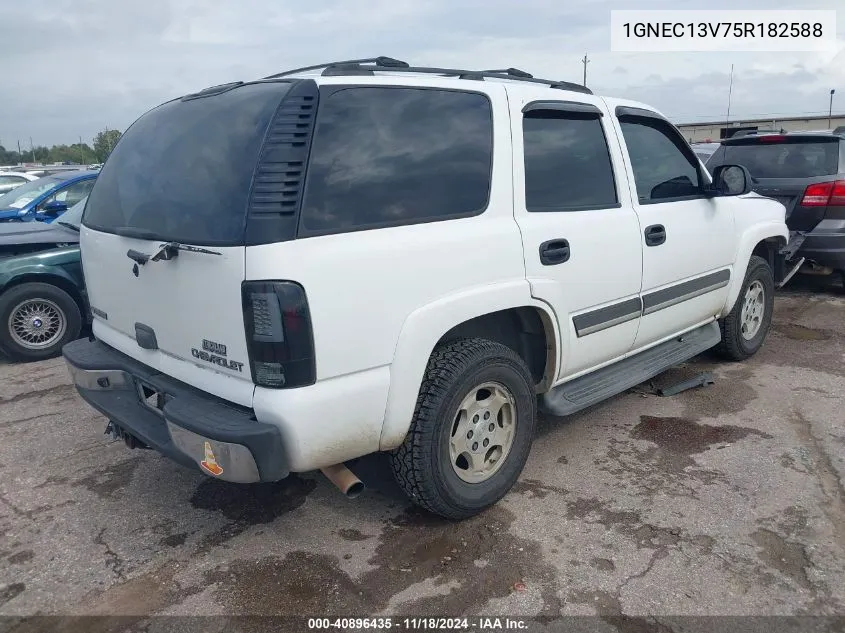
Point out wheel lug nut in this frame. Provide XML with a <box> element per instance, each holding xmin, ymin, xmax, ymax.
<box><xmin>467</xmin><ymin>430</ymin><xmax>473</xmax><ymax>439</ymax></box>
<box><xmin>472</xmin><ymin>442</ymin><xmax>479</xmax><ymax>451</ymax></box>
<box><xmin>483</xmin><ymin>411</ymin><xmax>490</xmax><ymax>420</ymax></box>
<box><xmin>473</xmin><ymin>415</ymin><xmax>479</xmax><ymax>423</ymax></box>
<box><xmin>488</xmin><ymin>423</ymin><xmax>494</xmax><ymax>432</ymax></box>
<box><xmin>483</xmin><ymin>438</ymin><xmax>489</xmax><ymax>447</ymax></box>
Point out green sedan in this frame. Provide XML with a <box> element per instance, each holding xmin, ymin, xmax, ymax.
<box><xmin>0</xmin><ymin>199</ymin><xmax>86</xmax><ymax>361</ymax></box>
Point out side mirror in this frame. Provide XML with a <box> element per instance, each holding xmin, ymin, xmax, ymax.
<box><xmin>709</xmin><ymin>164</ymin><xmax>752</xmax><ymax>197</ymax></box>
<box><xmin>41</xmin><ymin>200</ymin><xmax>68</xmax><ymax>215</ymax></box>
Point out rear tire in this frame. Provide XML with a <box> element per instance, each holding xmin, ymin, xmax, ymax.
<box><xmin>716</xmin><ymin>255</ymin><xmax>774</xmax><ymax>361</ymax></box>
<box><xmin>390</xmin><ymin>338</ymin><xmax>536</xmax><ymax>520</ymax></box>
<box><xmin>0</xmin><ymin>282</ymin><xmax>82</xmax><ymax>362</ymax></box>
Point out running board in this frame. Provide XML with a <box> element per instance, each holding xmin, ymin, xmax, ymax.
<box><xmin>541</xmin><ymin>321</ymin><xmax>721</xmax><ymax>417</ymax></box>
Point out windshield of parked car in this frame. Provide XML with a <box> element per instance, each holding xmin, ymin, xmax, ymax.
<box><xmin>707</xmin><ymin>138</ymin><xmax>840</xmax><ymax>178</ymax></box>
<box><xmin>0</xmin><ymin>176</ymin><xmax>60</xmax><ymax>209</ymax></box>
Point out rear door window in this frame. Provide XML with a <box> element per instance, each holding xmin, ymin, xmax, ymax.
<box><xmin>83</xmin><ymin>82</ymin><xmax>292</xmax><ymax>245</ymax></box>
<box><xmin>708</xmin><ymin>139</ymin><xmax>840</xmax><ymax>178</ymax></box>
<box><xmin>300</xmin><ymin>87</ymin><xmax>493</xmax><ymax>234</ymax></box>
<box><xmin>523</xmin><ymin>111</ymin><xmax>618</xmax><ymax>211</ymax></box>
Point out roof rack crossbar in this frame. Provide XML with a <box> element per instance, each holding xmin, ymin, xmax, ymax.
<box><xmin>315</xmin><ymin>62</ymin><xmax>592</xmax><ymax>95</ymax></box>
<box><xmin>263</xmin><ymin>56</ymin><xmax>409</xmax><ymax>79</ymax></box>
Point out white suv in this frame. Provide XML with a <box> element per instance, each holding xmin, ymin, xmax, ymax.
<box><xmin>63</xmin><ymin>58</ymin><xmax>789</xmax><ymax>519</ymax></box>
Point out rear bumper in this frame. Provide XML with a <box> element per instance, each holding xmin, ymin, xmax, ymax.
<box><xmin>62</xmin><ymin>338</ymin><xmax>288</xmax><ymax>483</ymax></box>
<box><xmin>798</xmin><ymin>220</ymin><xmax>845</xmax><ymax>271</ymax></box>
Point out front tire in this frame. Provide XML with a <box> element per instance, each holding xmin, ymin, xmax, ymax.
<box><xmin>717</xmin><ymin>255</ymin><xmax>774</xmax><ymax>361</ymax></box>
<box><xmin>390</xmin><ymin>338</ymin><xmax>537</xmax><ymax>520</ymax></box>
<box><xmin>0</xmin><ymin>282</ymin><xmax>82</xmax><ymax>362</ymax></box>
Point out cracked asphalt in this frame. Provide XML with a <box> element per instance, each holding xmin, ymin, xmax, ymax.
<box><xmin>0</xmin><ymin>278</ymin><xmax>844</xmax><ymax>628</ymax></box>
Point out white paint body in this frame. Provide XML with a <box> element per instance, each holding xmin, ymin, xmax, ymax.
<box><xmin>81</xmin><ymin>74</ymin><xmax>788</xmax><ymax>472</ymax></box>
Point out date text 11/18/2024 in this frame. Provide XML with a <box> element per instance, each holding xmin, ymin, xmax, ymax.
<box><xmin>307</xmin><ymin>617</ymin><xmax>529</xmax><ymax>630</ymax></box>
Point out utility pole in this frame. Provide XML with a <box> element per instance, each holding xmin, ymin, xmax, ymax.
<box><xmin>17</xmin><ymin>140</ymin><xmax>22</xmax><ymax>163</ymax></box>
<box><xmin>29</xmin><ymin>137</ymin><xmax>35</xmax><ymax>163</ymax></box>
<box><xmin>724</xmin><ymin>64</ymin><xmax>734</xmax><ymax>138</ymax></box>
<box><xmin>829</xmin><ymin>89</ymin><xmax>836</xmax><ymax>128</ymax></box>
<box><xmin>581</xmin><ymin>53</ymin><xmax>590</xmax><ymax>87</ymax></box>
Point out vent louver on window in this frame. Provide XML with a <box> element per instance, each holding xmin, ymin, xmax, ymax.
<box><xmin>244</xmin><ymin>79</ymin><xmax>319</xmax><ymax>245</ymax></box>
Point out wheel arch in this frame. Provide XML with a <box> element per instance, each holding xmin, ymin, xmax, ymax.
<box><xmin>1</xmin><ymin>272</ymin><xmax>87</xmax><ymax>323</ymax></box>
<box><xmin>379</xmin><ymin>281</ymin><xmax>560</xmax><ymax>451</ymax></box>
<box><xmin>722</xmin><ymin>223</ymin><xmax>788</xmax><ymax>315</ymax></box>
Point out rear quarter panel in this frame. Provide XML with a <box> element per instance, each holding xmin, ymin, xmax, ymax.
<box><xmin>245</xmin><ymin>80</ymin><xmax>539</xmax><ymax>458</ymax></box>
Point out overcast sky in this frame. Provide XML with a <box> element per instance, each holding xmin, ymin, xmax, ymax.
<box><xmin>1</xmin><ymin>0</ymin><xmax>843</xmax><ymax>148</ymax></box>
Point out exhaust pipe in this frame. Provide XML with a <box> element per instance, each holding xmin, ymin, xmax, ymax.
<box><xmin>320</xmin><ymin>463</ymin><xmax>365</xmax><ymax>498</ymax></box>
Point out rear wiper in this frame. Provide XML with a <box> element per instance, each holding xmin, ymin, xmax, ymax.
<box><xmin>56</xmin><ymin>221</ymin><xmax>80</xmax><ymax>232</ymax></box>
<box><xmin>126</xmin><ymin>241</ymin><xmax>222</xmax><ymax>266</ymax></box>
<box><xmin>152</xmin><ymin>242</ymin><xmax>222</xmax><ymax>260</ymax></box>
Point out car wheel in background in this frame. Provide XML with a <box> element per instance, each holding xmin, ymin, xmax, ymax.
<box><xmin>0</xmin><ymin>282</ymin><xmax>82</xmax><ymax>362</ymax></box>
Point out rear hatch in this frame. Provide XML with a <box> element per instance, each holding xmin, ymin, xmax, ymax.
<box><xmin>81</xmin><ymin>80</ymin><xmax>294</xmax><ymax>405</ymax></box>
<box><xmin>707</xmin><ymin>134</ymin><xmax>843</xmax><ymax>231</ymax></box>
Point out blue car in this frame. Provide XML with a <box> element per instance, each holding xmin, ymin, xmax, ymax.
<box><xmin>0</xmin><ymin>170</ymin><xmax>97</xmax><ymax>223</ymax></box>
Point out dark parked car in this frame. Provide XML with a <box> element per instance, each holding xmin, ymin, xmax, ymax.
<box><xmin>691</xmin><ymin>142</ymin><xmax>721</xmax><ymax>163</ymax></box>
<box><xmin>707</xmin><ymin>132</ymin><xmax>845</xmax><ymax>281</ymax></box>
<box><xmin>0</xmin><ymin>198</ymin><xmax>86</xmax><ymax>361</ymax></box>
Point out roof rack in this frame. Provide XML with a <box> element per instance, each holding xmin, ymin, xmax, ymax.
<box><xmin>263</xmin><ymin>57</ymin><xmax>592</xmax><ymax>95</ymax></box>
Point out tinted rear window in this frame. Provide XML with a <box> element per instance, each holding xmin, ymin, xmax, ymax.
<box><xmin>83</xmin><ymin>82</ymin><xmax>290</xmax><ymax>245</ymax></box>
<box><xmin>523</xmin><ymin>112</ymin><xmax>617</xmax><ymax>211</ymax></box>
<box><xmin>300</xmin><ymin>87</ymin><xmax>493</xmax><ymax>234</ymax></box>
<box><xmin>708</xmin><ymin>139</ymin><xmax>840</xmax><ymax>178</ymax></box>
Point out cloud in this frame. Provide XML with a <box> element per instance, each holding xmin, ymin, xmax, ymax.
<box><xmin>0</xmin><ymin>0</ymin><xmax>843</xmax><ymax>147</ymax></box>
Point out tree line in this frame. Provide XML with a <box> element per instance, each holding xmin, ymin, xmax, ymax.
<box><xmin>0</xmin><ymin>129</ymin><xmax>122</xmax><ymax>166</ymax></box>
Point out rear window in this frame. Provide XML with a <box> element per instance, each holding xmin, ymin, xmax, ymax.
<box><xmin>83</xmin><ymin>82</ymin><xmax>291</xmax><ymax>245</ymax></box>
<box><xmin>707</xmin><ymin>139</ymin><xmax>841</xmax><ymax>178</ymax></box>
<box><xmin>300</xmin><ymin>87</ymin><xmax>493</xmax><ymax>234</ymax></box>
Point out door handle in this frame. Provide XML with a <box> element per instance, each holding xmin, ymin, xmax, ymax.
<box><xmin>539</xmin><ymin>239</ymin><xmax>570</xmax><ymax>265</ymax></box>
<box><xmin>644</xmin><ymin>224</ymin><xmax>666</xmax><ymax>247</ymax></box>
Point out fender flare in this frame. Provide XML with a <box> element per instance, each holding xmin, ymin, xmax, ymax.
<box><xmin>378</xmin><ymin>279</ymin><xmax>560</xmax><ymax>450</ymax></box>
<box><xmin>722</xmin><ymin>222</ymin><xmax>788</xmax><ymax>314</ymax></box>
<box><xmin>1</xmin><ymin>263</ymin><xmax>80</xmax><ymax>294</ymax></box>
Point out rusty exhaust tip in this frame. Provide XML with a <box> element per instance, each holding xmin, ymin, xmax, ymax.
<box><xmin>320</xmin><ymin>463</ymin><xmax>365</xmax><ymax>499</ymax></box>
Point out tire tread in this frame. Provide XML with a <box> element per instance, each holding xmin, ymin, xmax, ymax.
<box><xmin>389</xmin><ymin>337</ymin><xmax>534</xmax><ymax>520</ymax></box>
<box><xmin>716</xmin><ymin>255</ymin><xmax>773</xmax><ymax>361</ymax></box>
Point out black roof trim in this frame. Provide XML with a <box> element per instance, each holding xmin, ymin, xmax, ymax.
<box><xmin>615</xmin><ymin>105</ymin><xmax>665</xmax><ymax>120</ymax></box>
<box><xmin>264</xmin><ymin>57</ymin><xmax>592</xmax><ymax>95</ymax></box>
<box><xmin>523</xmin><ymin>100</ymin><xmax>602</xmax><ymax>116</ymax></box>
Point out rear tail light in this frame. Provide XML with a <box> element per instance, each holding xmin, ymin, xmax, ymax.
<box><xmin>830</xmin><ymin>181</ymin><xmax>845</xmax><ymax>206</ymax></box>
<box><xmin>242</xmin><ymin>281</ymin><xmax>315</xmax><ymax>389</ymax></box>
<box><xmin>801</xmin><ymin>180</ymin><xmax>845</xmax><ymax>207</ymax></box>
<box><xmin>801</xmin><ymin>182</ymin><xmax>834</xmax><ymax>206</ymax></box>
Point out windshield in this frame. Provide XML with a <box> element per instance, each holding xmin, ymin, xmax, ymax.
<box><xmin>83</xmin><ymin>81</ymin><xmax>292</xmax><ymax>246</ymax></box>
<box><xmin>707</xmin><ymin>139</ymin><xmax>841</xmax><ymax>178</ymax></box>
<box><xmin>0</xmin><ymin>176</ymin><xmax>60</xmax><ymax>209</ymax></box>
